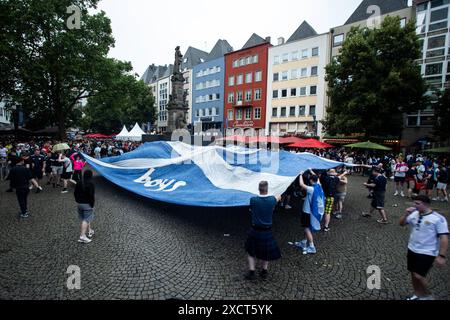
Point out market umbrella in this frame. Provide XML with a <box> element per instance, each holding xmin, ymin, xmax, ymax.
<box><xmin>52</xmin><ymin>143</ymin><xmax>70</xmax><ymax>152</ymax></box>
<box><xmin>344</xmin><ymin>141</ymin><xmax>392</xmax><ymax>151</ymax></box>
<box><xmin>424</xmin><ymin>146</ymin><xmax>450</xmax><ymax>154</ymax></box>
<box><xmin>288</xmin><ymin>139</ymin><xmax>334</xmax><ymax>149</ymax></box>
<box><xmin>280</xmin><ymin>136</ymin><xmax>305</xmax><ymax>144</ymax></box>
<box><xmin>248</xmin><ymin>136</ymin><xmax>283</xmax><ymax>144</ymax></box>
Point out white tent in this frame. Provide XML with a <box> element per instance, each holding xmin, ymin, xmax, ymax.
<box><xmin>115</xmin><ymin>125</ymin><xmax>130</xmax><ymax>141</ymax></box>
<box><xmin>127</xmin><ymin>123</ymin><xmax>146</xmax><ymax>141</ymax></box>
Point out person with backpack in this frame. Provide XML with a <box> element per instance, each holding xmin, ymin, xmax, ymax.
<box><xmin>320</xmin><ymin>169</ymin><xmax>340</xmax><ymax>232</ymax></box>
<box><xmin>74</xmin><ymin>170</ymin><xmax>96</xmax><ymax>244</ymax></box>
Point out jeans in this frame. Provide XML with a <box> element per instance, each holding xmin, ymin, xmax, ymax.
<box><xmin>16</xmin><ymin>187</ymin><xmax>29</xmax><ymax>214</ymax></box>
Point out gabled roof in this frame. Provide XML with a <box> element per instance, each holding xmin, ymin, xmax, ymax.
<box><xmin>286</xmin><ymin>21</ymin><xmax>318</xmax><ymax>43</ymax></box>
<box><xmin>207</xmin><ymin>39</ymin><xmax>233</xmax><ymax>61</ymax></box>
<box><xmin>181</xmin><ymin>47</ymin><xmax>209</xmax><ymax>70</ymax></box>
<box><xmin>242</xmin><ymin>33</ymin><xmax>267</xmax><ymax>50</ymax></box>
<box><xmin>141</xmin><ymin>64</ymin><xmax>173</xmax><ymax>84</ymax></box>
<box><xmin>345</xmin><ymin>0</ymin><xmax>409</xmax><ymax>25</ymax></box>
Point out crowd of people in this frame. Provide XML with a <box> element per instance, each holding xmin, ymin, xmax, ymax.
<box><xmin>1</xmin><ymin>137</ymin><xmax>448</xmax><ymax>300</ymax></box>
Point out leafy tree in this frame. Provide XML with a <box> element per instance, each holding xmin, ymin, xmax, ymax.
<box><xmin>324</xmin><ymin>16</ymin><xmax>427</xmax><ymax>138</ymax></box>
<box><xmin>0</xmin><ymin>0</ymin><xmax>116</xmax><ymax>139</ymax></box>
<box><xmin>82</xmin><ymin>60</ymin><xmax>156</xmax><ymax>134</ymax></box>
<box><xmin>433</xmin><ymin>88</ymin><xmax>450</xmax><ymax>142</ymax></box>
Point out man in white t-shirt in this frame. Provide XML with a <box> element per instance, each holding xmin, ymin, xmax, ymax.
<box><xmin>400</xmin><ymin>195</ymin><xmax>448</xmax><ymax>300</ymax></box>
<box><xmin>394</xmin><ymin>158</ymin><xmax>409</xmax><ymax>197</ymax></box>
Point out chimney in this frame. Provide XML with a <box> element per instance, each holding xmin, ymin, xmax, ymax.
<box><xmin>277</xmin><ymin>37</ymin><xmax>285</xmax><ymax>45</ymax></box>
<box><xmin>265</xmin><ymin>36</ymin><xmax>271</xmax><ymax>44</ymax></box>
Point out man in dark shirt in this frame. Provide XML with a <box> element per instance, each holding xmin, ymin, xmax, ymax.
<box><xmin>29</xmin><ymin>149</ymin><xmax>45</xmax><ymax>193</ymax></box>
<box><xmin>7</xmin><ymin>157</ymin><xmax>32</xmax><ymax>218</ymax></box>
<box><xmin>244</xmin><ymin>181</ymin><xmax>281</xmax><ymax>280</ymax></box>
<box><xmin>363</xmin><ymin>168</ymin><xmax>389</xmax><ymax>224</ymax></box>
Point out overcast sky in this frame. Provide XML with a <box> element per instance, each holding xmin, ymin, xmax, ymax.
<box><xmin>96</xmin><ymin>0</ymin><xmax>365</xmax><ymax>76</ymax></box>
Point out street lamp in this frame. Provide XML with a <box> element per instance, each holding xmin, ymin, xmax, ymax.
<box><xmin>312</xmin><ymin>115</ymin><xmax>317</xmax><ymax>137</ymax></box>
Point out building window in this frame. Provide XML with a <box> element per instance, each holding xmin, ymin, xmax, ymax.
<box><xmin>255</xmin><ymin>71</ymin><xmax>262</xmax><ymax>82</ymax></box>
<box><xmin>427</xmin><ymin>35</ymin><xmax>446</xmax><ymax>50</ymax></box>
<box><xmin>429</xmin><ymin>21</ymin><xmax>448</xmax><ymax>31</ymax></box>
<box><xmin>228</xmin><ymin>92</ymin><xmax>234</xmax><ymax>103</ymax></box>
<box><xmin>291</xmin><ymin>69</ymin><xmax>298</xmax><ymax>80</ymax></box>
<box><xmin>289</xmin><ymin>106</ymin><xmax>296</xmax><ymax>117</ymax></box>
<box><xmin>236</xmin><ymin>109</ymin><xmax>242</xmax><ymax>120</ymax></box>
<box><xmin>245</xmin><ymin>72</ymin><xmax>253</xmax><ymax>83</ymax></box>
<box><xmin>245</xmin><ymin>108</ymin><xmax>252</xmax><ymax>120</ymax></box>
<box><xmin>425</xmin><ymin>62</ymin><xmax>443</xmax><ymax>75</ymax></box>
<box><xmin>299</xmin><ymin>105</ymin><xmax>306</xmax><ymax>116</ymax></box>
<box><xmin>254</xmin><ymin>89</ymin><xmax>262</xmax><ymax>100</ymax></box>
<box><xmin>309</xmin><ymin>105</ymin><xmax>316</xmax><ymax>116</ymax></box>
<box><xmin>291</xmin><ymin>51</ymin><xmax>299</xmax><ymax>60</ymax></box>
<box><xmin>228</xmin><ymin>110</ymin><xmax>234</xmax><ymax>120</ymax></box>
<box><xmin>400</xmin><ymin>18</ymin><xmax>407</xmax><ymax>28</ymax></box>
<box><xmin>300</xmin><ymin>68</ymin><xmax>307</xmax><ymax>77</ymax></box>
<box><xmin>281</xmin><ymin>71</ymin><xmax>288</xmax><ymax>81</ymax></box>
<box><xmin>430</xmin><ymin>7</ymin><xmax>448</xmax><ymax>22</ymax></box>
<box><xmin>310</xmin><ymin>86</ymin><xmax>317</xmax><ymax>95</ymax></box>
<box><xmin>272</xmin><ymin>108</ymin><xmax>278</xmax><ymax>117</ymax></box>
<box><xmin>273</xmin><ymin>73</ymin><xmax>279</xmax><ymax>82</ymax></box>
<box><xmin>237</xmin><ymin>91</ymin><xmax>243</xmax><ymax>102</ymax></box>
<box><xmin>312</xmin><ymin>47</ymin><xmax>319</xmax><ymax>56</ymax></box>
<box><xmin>205</xmin><ymin>108</ymin><xmax>210</xmax><ymax>116</ymax></box>
<box><xmin>301</xmin><ymin>49</ymin><xmax>308</xmax><ymax>59</ymax></box>
<box><xmin>233</xmin><ymin>60</ymin><xmax>238</xmax><ymax>68</ymax></box>
<box><xmin>253</xmin><ymin>55</ymin><xmax>258</xmax><ymax>63</ymax></box>
<box><xmin>199</xmin><ymin>109</ymin><xmax>203</xmax><ymax>117</ymax></box>
<box><xmin>333</xmin><ymin>34</ymin><xmax>344</xmax><ymax>47</ymax></box>
<box><xmin>212</xmin><ymin>108</ymin><xmax>217</xmax><ymax>116</ymax></box>
<box><xmin>229</xmin><ymin>76</ymin><xmax>235</xmax><ymax>86</ymax></box>
<box><xmin>281</xmin><ymin>89</ymin><xmax>288</xmax><ymax>98</ymax></box>
<box><xmin>431</xmin><ymin>0</ymin><xmax>449</xmax><ymax>8</ymax></box>
<box><xmin>274</xmin><ymin>56</ymin><xmax>280</xmax><ymax>64</ymax></box>
<box><xmin>246</xmin><ymin>56</ymin><xmax>252</xmax><ymax>65</ymax></box>
<box><xmin>196</xmin><ymin>109</ymin><xmax>200</xmax><ymax>117</ymax></box>
<box><xmin>237</xmin><ymin>74</ymin><xmax>243</xmax><ymax>85</ymax></box>
<box><xmin>239</xmin><ymin>58</ymin><xmax>245</xmax><ymax>66</ymax></box>
<box><xmin>273</xmin><ymin>90</ymin><xmax>279</xmax><ymax>99</ymax></box>
<box><xmin>216</xmin><ymin>93</ymin><xmax>220</xmax><ymax>100</ymax></box>
<box><xmin>311</xmin><ymin>66</ymin><xmax>318</xmax><ymax>76</ymax></box>
<box><xmin>300</xmin><ymin>87</ymin><xmax>307</xmax><ymax>96</ymax></box>
<box><xmin>280</xmin><ymin>107</ymin><xmax>287</xmax><ymax>117</ymax></box>
<box><xmin>245</xmin><ymin>90</ymin><xmax>252</xmax><ymax>101</ymax></box>
<box><xmin>254</xmin><ymin>108</ymin><xmax>261</xmax><ymax>119</ymax></box>
<box><xmin>282</xmin><ymin>53</ymin><xmax>289</xmax><ymax>62</ymax></box>
<box><xmin>290</xmin><ymin>88</ymin><xmax>297</xmax><ymax>97</ymax></box>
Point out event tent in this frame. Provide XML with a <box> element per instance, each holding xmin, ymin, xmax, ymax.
<box><xmin>126</xmin><ymin>123</ymin><xmax>146</xmax><ymax>141</ymax></box>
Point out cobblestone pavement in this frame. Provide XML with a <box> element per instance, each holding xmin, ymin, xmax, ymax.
<box><xmin>0</xmin><ymin>171</ymin><xmax>449</xmax><ymax>300</ymax></box>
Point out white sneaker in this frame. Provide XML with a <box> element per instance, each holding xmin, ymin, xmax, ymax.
<box><xmin>78</xmin><ymin>236</ymin><xmax>92</xmax><ymax>244</ymax></box>
<box><xmin>432</xmin><ymin>198</ymin><xmax>439</xmax><ymax>201</ymax></box>
<box><xmin>418</xmin><ymin>295</ymin><xmax>435</xmax><ymax>300</ymax></box>
<box><xmin>88</xmin><ymin>229</ymin><xmax>95</xmax><ymax>238</ymax></box>
<box><xmin>400</xmin><ymin>192</ymin><xmax>405</xmax><ymax>197</ymax></box>
<box><xmin>284</xmin><ymin>204</ymin><xmax>292</xmax><ymax>210</ymax></box>
<box><xmin>394</xmin><ymin>191</ymin><xmax>399</xmax><ymax>196</ymax></box>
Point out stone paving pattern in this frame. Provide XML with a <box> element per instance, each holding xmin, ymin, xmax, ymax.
<box><xmin>0</xmin><ymin>172</ymin><xmax>449</xmax><ymax>300</ymax></box>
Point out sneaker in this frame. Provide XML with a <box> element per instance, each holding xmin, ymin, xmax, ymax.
<box><xmin>377</xmin><ymin>219</ymin><xmax>389</xmax><ymax>225</ymax></box>
<box><xmin>20</xmin><ymin>212</ymin><xmax>29</xmax><ymax>218</ymax></box>
<box><xmin>259</xmin><ymin>269</ymin><xmax>268</xmax><ymax>280</ymax></box>
<box><xmin>61</xmin><ymin>188</ymin><xmax>68</xmax><ymax>194</ymax></box>
<box><xmin>324</xmin><ymin>226</ymin><xmax>330</xmax><ymax>232</ymax></box>
<box><xmin>304</xmin><ymin>245</ymin><xmax>317</xmax><ymax>254</ymax></box>
<box><xmin>294</xmin><ymin>239</ymin><xmax>308</xmax><ymax>249</ymax></box>
<box><xmin>362</xmin><ymin>212</ymin><xmax>372</xmax><ymax>218</ymax></box>
<box><xmin>244</xmin><ymin>271</ymin><xmax>256</xmax><ymax>281</ymax></box>
<box><xmin>284</xmin><ymin>204</ymin><xmax>292</xmax><ymax>210</ymax></box>
<box><xmin>87</xmin><ymin>229</ymin><xmax>95</xmax><ymax>238</ymax></box>
<box><xmin>418</xmin><ymin>295</ymin><xmax>435</xmax><ymax>301</ymax></box>
<box><xmin>406</xmin><ymin>295</ymin><xmax>418</xmax><ymax>300</ymax></box>
<box><xmin>394</xmin><ymin>191</ymin><xmax>399</xmax><ymax>196</ymax></box>
<box><xmin>400</xmin><ymin>192</ymin><xmax>405</xmax><ymax>197</ymax></box>
<box><xmin>432</xmin><ymin>197</ymin><xmax>439</xmax><ymax>201</ymax></box>
<box><xmin>78</xmin><ymin>236</ymin><xmax>92</xmax><ymax>244</ymax></box>
<box><xmin>29</xmin><ymin>186</ymin><xmax>33</xmax><ymax>190</ymax></box>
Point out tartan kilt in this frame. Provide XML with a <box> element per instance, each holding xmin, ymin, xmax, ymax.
<box><xmin>245</xmin><ymin>229</ymin><xmax>281</xmax><ymax>261</ymax></box>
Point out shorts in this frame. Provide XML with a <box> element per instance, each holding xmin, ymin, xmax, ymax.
<box><xmin>77</xmin><ymin>203</ymin><xmax>94</xmax><ymax>222</ymax></box>
<box><xmin>425</xmin><ymin>180</ymin><xmax>435</xmax><ymax>190</ymax></box>
<box><xmin>334</xmin><ymin>193</ymin><xmax>347</xmax><ymax>202</ymax></box>
<box><xmin>437</xmin><ymin>182</ymin><xmax>447</xmax><ymax>190</ymax></box>
<box><xmin>407</xmin><ymin>250</ymin><xmax>435</xmax><ymax>277</ymax></box>
<box><xmin>371</xmin><ymin>191</ymin><xmax>385</xmax><ymax>209</ymax></box>
<box><xmin>61</xmin><ymin>171</ymin><xmax>72</xmax><ymax>180</ymax></box>
<box><xmin>325</xmin><ymin>197</ymin><xmax>334</xmax><ymax>215</ymax></box>
<box><xmin>51</xmin><ymin>166</ymin><xmax>63</xmax><ymax>175</ymax></box>
<box><xmin>301</xmin><ymin>211</ymin><xmax>311</xmax><ymax>228</ymax></box>
<box><xmin>394</xmin><ymin>176</ymin><xmax>405</xmax><ymax>183</ymax></box>
<box><xmin>32</xmin><ymin>170</ymin><xmax>43</xmax><ymax>180</ymax></box>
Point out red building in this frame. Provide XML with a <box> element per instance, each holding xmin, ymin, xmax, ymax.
<box><xmin>224</xmin><ymin>34</ymin><xmax>271</xmax><ymax>136</ymax></box>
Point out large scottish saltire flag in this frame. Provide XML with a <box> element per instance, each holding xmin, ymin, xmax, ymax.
<box><xmin>83</xmin><ymin>141</ymin><xmax>348</xmax><ymax>207</ymax></box>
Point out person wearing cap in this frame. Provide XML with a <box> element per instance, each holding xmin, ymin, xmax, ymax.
<box><xmin>362</xmin><ymin>167</ymin><xmax>389</xmax><ymax>224</ymax></box>
<box><xmin>400</xmin><ymin>195</ymin><xmax>448</xmax><ymax>300</ymax></box>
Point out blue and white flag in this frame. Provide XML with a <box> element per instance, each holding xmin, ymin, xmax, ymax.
<box><xmin>83</xmin><ymin>141</ymin><xmax>349</xmax><ymax>207</ymax></box>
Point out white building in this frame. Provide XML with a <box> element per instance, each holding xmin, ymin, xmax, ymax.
<box><xmin>266</xmin><ymin>21</ymin><xmax>329</xmax><ymax>137</ymax></box>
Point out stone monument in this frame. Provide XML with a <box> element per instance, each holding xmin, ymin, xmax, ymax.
<box><xmin>167</xmin><ymin>46</ymin><xmax>189</xmax><ymax>133</ymax></box>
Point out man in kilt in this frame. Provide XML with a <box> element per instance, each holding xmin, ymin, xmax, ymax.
<box><xmin>245</xmin><ymin>181</ymin><xmax>282</xmax><ymax>280</ymax></box>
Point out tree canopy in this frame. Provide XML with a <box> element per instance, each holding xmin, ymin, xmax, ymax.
<box><xmin>324</xmin><ymin>16</ymin><xmax>427</xmax><ymax>138</ymax></box>
<box><xmin>433</xmin><ymin>88</ymin><xmax>450</xmax><ymax>143</ymax></box>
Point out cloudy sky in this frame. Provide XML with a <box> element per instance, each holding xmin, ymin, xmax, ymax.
<box><xmin>96</xmin><ymin>0</ymin><xmax>366</xmax><ymax>76</ymax></box>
